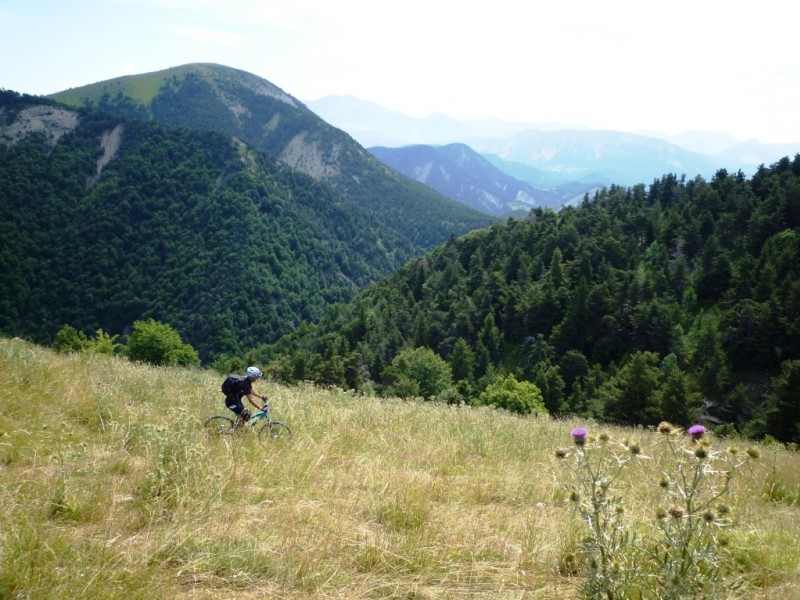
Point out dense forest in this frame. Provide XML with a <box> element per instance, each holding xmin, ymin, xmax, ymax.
<box><xmin>251</xmin><ymin>159</ymin><xmax>800</xmax><ymax>442</ymax></box>
<box><xmin>0</xmin><ymin>90</ymin><xmax>489</xmax><ymax>359</ymax></box>
<box><xmin>50</xmin><ymin>64</ymin><xmax>496</xmax><ymax>251</ymax></box>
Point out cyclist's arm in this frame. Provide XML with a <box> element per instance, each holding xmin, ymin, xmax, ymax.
<box><xmin>245</xmin><ymin>393</ymin><xmax>263</xmax><ymax>410</ymax></box>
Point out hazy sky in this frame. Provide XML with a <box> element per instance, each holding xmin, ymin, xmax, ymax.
<box><xmin>2</xmin><ymin>0</ymin><xmax>798</xmax><ymax>143</ymax></box>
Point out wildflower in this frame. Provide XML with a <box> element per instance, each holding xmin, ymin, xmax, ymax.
<box><xmin>659</xmin><ymin>475</ymin><xmax>670</xmax><ymax>489</ymax></box>
<box><xmin>571</xmin><ymin>427</ymin><xmax>588</xmax><ymax>446</ymax></box>
<box><xmin>628</xmin><ymin>442</ymin><xmax>641</xmax><ymax>455</ymax></box>
<box><xmin>570</xmin><ymin>491</ymin><xmax>581</xmax><ymax>502</ymax></box>
<box><xmin>687</xmin><ymin>424</ymin><xmax>707</xmax><ymax>440</ymax></box>
<box><xmin>703</xmin><ymin>510</ymin><xmax>716</xmax><ymax>523</ymax></box>
<box><xmin>694</xmin><ymin>447</ymin><xmax>708</xmax><ymax>459</ymax></box>
<box><xmin>655</xmin><ymin>507</ymin><xmax>667</xmax><ymax>519</ymax></box>
<box><xmin>717</xmin><ymin>503</ymin><xmax>730</xmax><ymax>516</ymax></box>
<box><xmin>598</xmin><ymin>432</ymin><xmax>610</xmax><ymax>442</ymax></box>
<box><xmin>555</xmin><ymin>448</ymin><xmax>568</xmax><ymax>459</ymax></box>
<box><xmin>746</xmin><ymin>447</ymin><xmax>760</xmax><ymax>459</ymax></box>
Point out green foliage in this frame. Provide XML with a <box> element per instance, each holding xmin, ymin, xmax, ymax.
<box><xmin>53</xmin><ymin>325</ymin><xmax>119</xmax><ymax>356</ymax></box>
<box><xmin>476</xmin><ymin>374</ymin><xmax>547</xmax><ymax>415</ymax></box>
<box><xmin>260</xmin><ymin>160</ymin><xmax>800</xmax><ymax>437</ymax></box>
<box><xmin>85</xmin><ymin>329</ymin><xmax>121</xmax><ymax>355</ymax></box>
<box><xmin>124</xmin><ymin>319</ymin><xmax>199</xmax><ymax>367</ymax></box>
<box><xmin>599</xmin><ymin>351</ymin><xmax>662</xmax><ymax>425</ymax></box>
<box><xmin>764</xmin><ymin>359</ymin><xmax>800</xmax><ymax>443</ymax></box>
<box><xmin>53</xmin><ymin>325</ymin><xmax>88</xmax><ymax>353</ymax></box>
<box><xmin>383</xmin><ymin>346</ymin><xmax>453</xmax><ymax>400</ymax></box>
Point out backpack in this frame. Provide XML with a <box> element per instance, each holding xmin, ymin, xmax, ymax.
<box><xmin>221</xmin><ymin>374</ymin><xmax>245</xmax><ymax>395</ymax></box>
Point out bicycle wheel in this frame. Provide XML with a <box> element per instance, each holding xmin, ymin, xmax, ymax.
<box><xmin>204</xmin><ymin>415</ymin><xmax>235</xmax><ymax>436</ymax></box>
<box><xmin>258</xmin><ymin>420</ymin><xmax>292</xmax><ymax>441</ymax></box>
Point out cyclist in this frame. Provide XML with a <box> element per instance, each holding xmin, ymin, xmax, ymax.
<box><xmin>223</xmin><ymin>366</ymin><xmax>268</xmax><ymax>426</ymax></box>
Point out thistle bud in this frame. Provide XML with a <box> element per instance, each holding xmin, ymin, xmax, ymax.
<box><xmin>657</xmin><ymin>421</ymin><xmax>674</xmax><ymax>434</ymax></box>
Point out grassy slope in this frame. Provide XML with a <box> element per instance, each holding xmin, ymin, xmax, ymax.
<box><xmin>1</xmin><ymin>336</ymin><xmax>799</xmax><ymax>599</ymax></box>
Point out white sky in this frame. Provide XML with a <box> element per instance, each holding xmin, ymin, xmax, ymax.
<box><xmin>2</xmin><ymin>0</ymin><xmax>799</xmax><ymax>143</ymax></box>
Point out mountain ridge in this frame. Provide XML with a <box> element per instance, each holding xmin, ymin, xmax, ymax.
<box><xmin>307</xmin><ymin>94</ymin><xmax>800</xmax><ymax>188</ymax></box>
<box><xmin>49</xmin><ymin>64</ymin><xmax>497</xmax><ymax>251</ymax></box>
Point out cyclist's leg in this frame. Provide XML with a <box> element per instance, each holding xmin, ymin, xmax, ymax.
<box><xmin>225</xmin><ymin>394</ymin><xmax>247</xmax><ymax>427</ymax></box>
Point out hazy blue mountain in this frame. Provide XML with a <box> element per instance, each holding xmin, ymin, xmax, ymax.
<box><xmin>481</xmin><ymin>154</ymin><xmax>575</xmax><ymax>188</ymax></box>
<box><xmin>369</xmin><ymin>144</ymin><xmax>597</xmax><ymax>217</ymax></box>
<box><xmin>471</xmin><ymin>129</ymin><xmax>738</xmax><ymax>186</ymax></box>
<box><xmin>369</xmin><ymin>143</ymin><xmax>565</xmax><ymax>216</ymax></box>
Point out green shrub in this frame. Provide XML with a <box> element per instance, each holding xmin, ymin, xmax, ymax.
<box><xmin>124</xmin><ymin>319</ymin><xmax>199</xmax><ymax>367</ymax></box>
<box><xmin>476</xmin><ymin>374</ymin><xmax>547</xmax><ymax>415</ymax></box>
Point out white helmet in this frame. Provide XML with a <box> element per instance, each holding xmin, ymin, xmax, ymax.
<box><xmin>246</xmin><ymin>366</ymin><xmax>262</xmax><ymax>378</ymax></box>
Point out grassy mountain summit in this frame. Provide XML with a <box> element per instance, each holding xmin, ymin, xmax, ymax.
<box><xmin>51</xmin><ymin>63</ymin><xmax>296</xmax><ymax>110</ymax></box>
<box><xmin>1</xmin><ymin>336</ymin><xmax>798</xmax><ymax>598</ymax></box>
<box><xmin>49</xmin><ymin>63</ymin><xmax>496</xmax><ymax>250</ymax></box>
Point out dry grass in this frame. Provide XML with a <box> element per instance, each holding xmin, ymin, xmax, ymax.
<box><xmin>1</xmin><ymin>337</ymin><xmax>799</xmax><ymax>598</ymax></box>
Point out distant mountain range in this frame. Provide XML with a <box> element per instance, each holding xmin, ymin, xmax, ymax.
<box><xmin>307</xmin><ymin>95</ymin><xmax>800</xmax><ymax>214</ymax></box>
<box><xmin>370</xmin><ymin>144</ymin><xmax>573</xmax><ymax>216</ymax></box>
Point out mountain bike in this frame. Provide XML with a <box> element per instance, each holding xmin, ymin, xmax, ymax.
<box><xmin>204</xmin><ymin>400</ymin><xmax>292</xmax><ymax>441</ymax></box>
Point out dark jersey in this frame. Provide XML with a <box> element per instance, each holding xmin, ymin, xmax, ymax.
<box><xmin>236</xmin><ymin>377</ymin><xmax>253</xmax><ymax>398</ymax></box>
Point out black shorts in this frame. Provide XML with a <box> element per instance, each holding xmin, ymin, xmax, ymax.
<box><xmin>225</xmin><ymin>394</ymin><xmax>244</xmax><ymax>415</ymax></box>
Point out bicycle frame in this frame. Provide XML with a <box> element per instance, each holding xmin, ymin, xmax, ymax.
<box><xmin>204</xmin><ymin>400</ymin><xmax>291</xmax><ymax>440</ymax></box>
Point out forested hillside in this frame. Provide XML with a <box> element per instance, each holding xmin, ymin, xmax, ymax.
<box><xmin>254</xmin><ymin>159</ymin><xmax>800</xmax><ymax>442</ymax></box>
<box><xmin>49</xmin><ymin>63</ymin><xmax>496</xmax><ymax>250</ymax></box>
<box><xmin>0</xmin><ymin>90</ymin><xmax>482</xmax><ymax>359</ymax></box>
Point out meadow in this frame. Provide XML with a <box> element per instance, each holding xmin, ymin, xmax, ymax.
<box><xmin>1</xmin><ymin>336</ymin><xmax>798</xmax><ymax>599</ymax></box>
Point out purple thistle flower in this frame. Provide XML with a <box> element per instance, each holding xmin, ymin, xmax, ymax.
<box><xmin>571</xmin><ymin>427</ymin><xmax>588</xmax><ymax>446</ymax></box>
<box><xmin>687</xmin><ymin>424</ymin><xmax>707</xmax><ymax>440</ymax></box>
